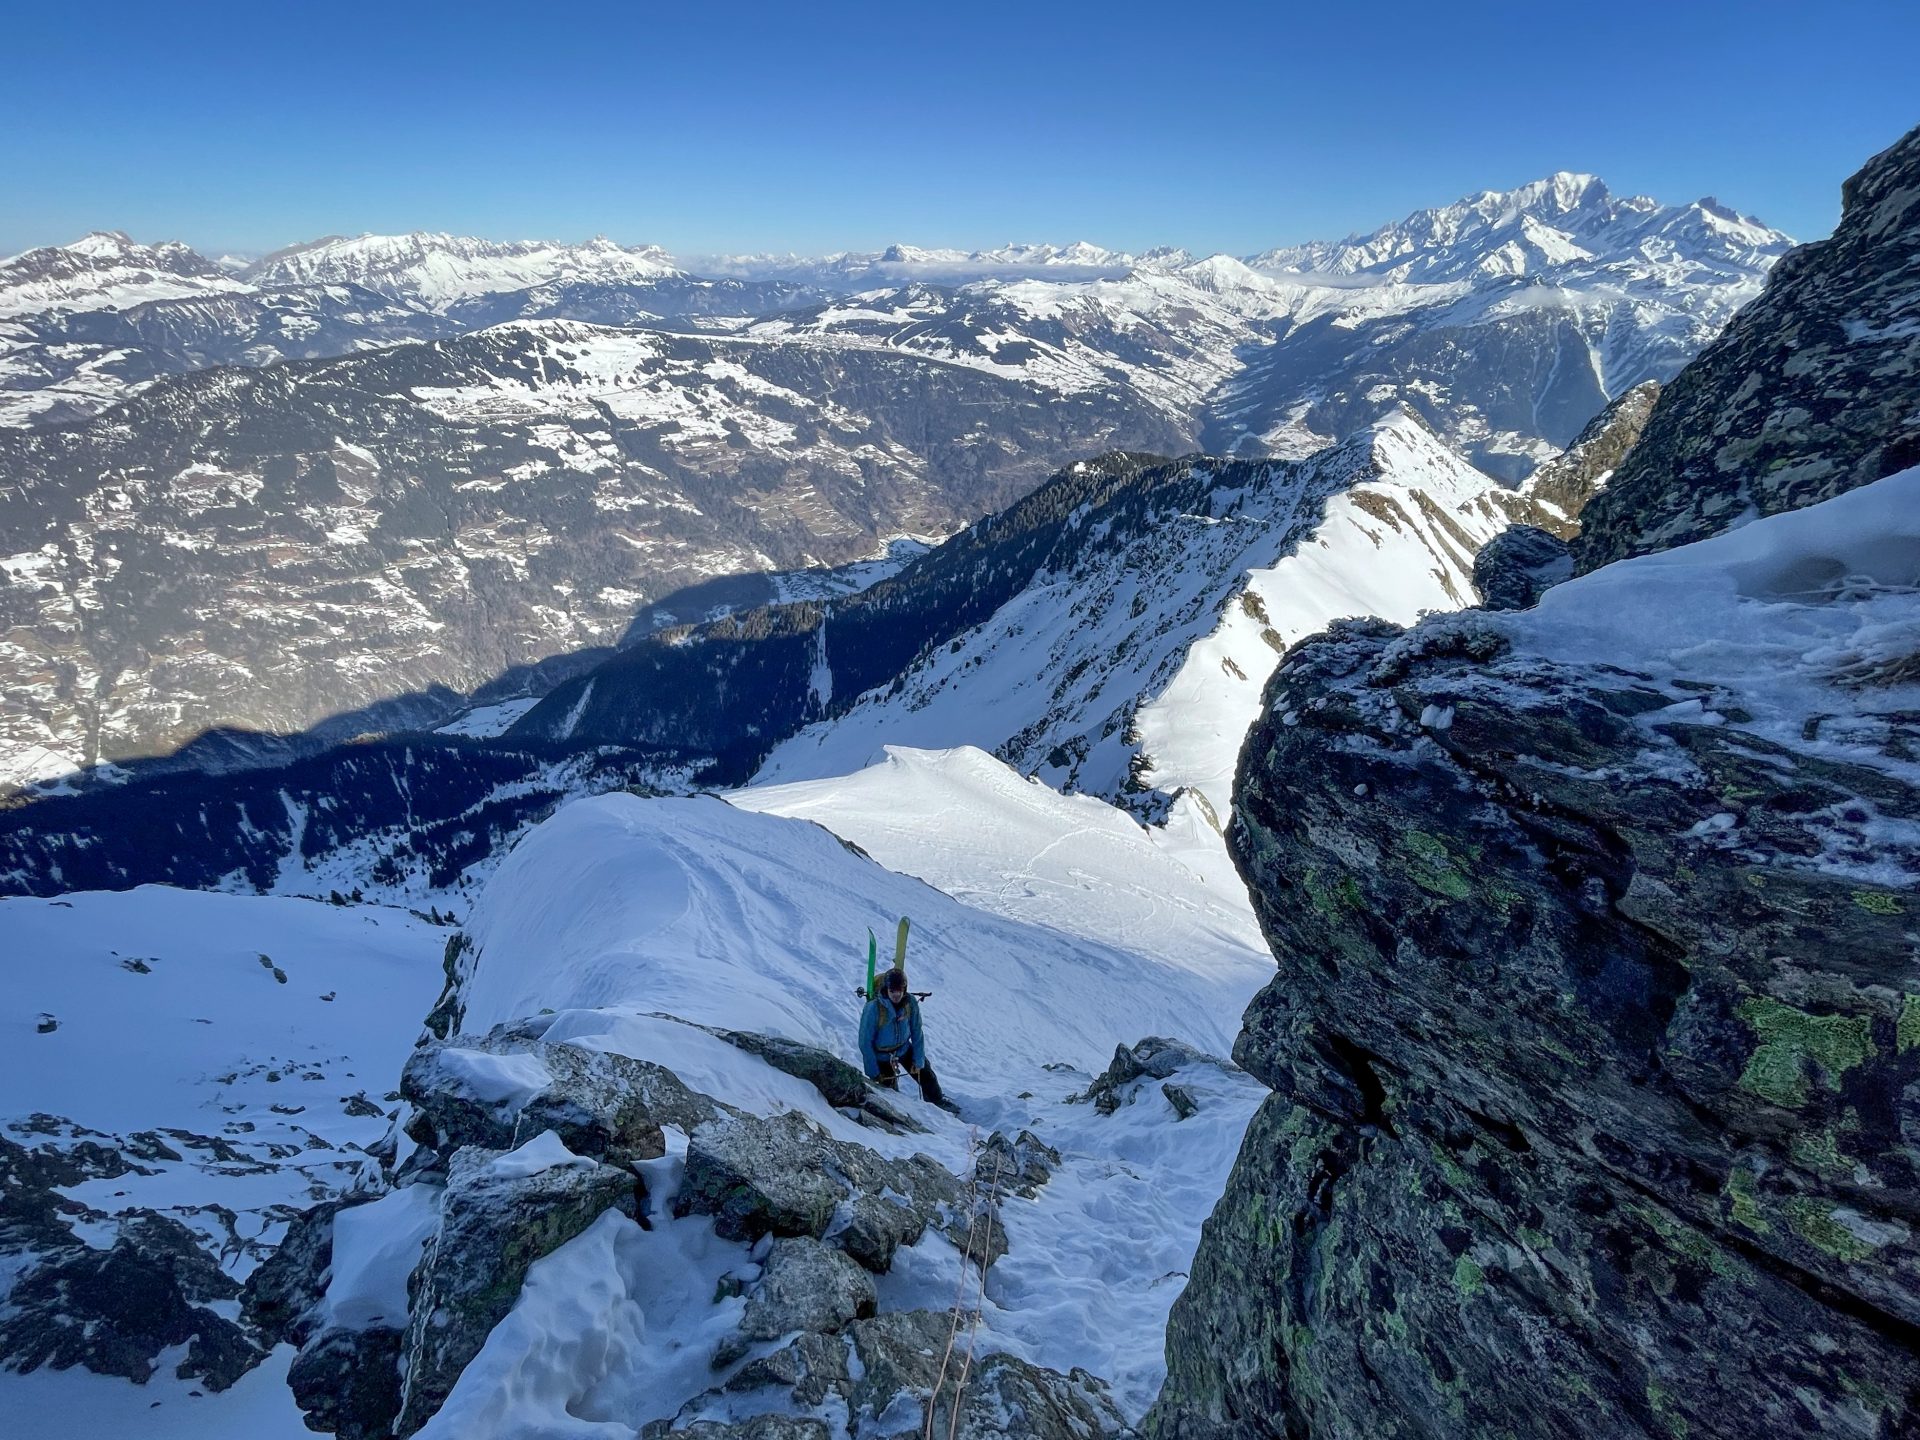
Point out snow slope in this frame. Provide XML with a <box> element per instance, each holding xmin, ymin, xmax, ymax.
<box><xmin>424</xmin><ymin>774</ymin><xmax>1276</xmax><ymax>1432</ymax></box>
<box><xmin>0</xmin><ymin>888</ymin><xmax>446</xmax><ymax>1437</ymax></box>
<box><xmin>756</xmin><ymin>414</ymin><xmax>1526</xmax><ymax>823</ymax></box>
<box><xmin>733</xmin><ymin>744</ymin><xmax>1266</xmax><ymax>975</ymax></box>
<box><xmin>1485</xmin><ymin>464</ymin><xmax>1920</xmax><ymax>881</ymax></box>
<box><xmin>459</xmin><ymin>789</ymin><xmax>1269</xmax><ymax>1076</ymax></box>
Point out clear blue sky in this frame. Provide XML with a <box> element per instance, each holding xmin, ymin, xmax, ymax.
<box><xmin>4</xmin><ymin>0</ymin><xmax>1915</xmax><ymax>259</ymax></box>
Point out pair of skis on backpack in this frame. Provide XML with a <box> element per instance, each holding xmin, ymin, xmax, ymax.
<box><xmin>859</xmin><ymin>916</ymin><xmax>930</xmax><ymax>1000</ymax></box>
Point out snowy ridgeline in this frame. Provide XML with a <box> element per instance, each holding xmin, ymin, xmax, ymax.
<box><xmin>1</xmin><ymin>746</ymin><xmax>1277</xmax><ymax>1438</ymax></box>
<box><xmin>757</xmin><ymin>414</ymin><xmax>1535</xmax><ymax>820</ymax></box>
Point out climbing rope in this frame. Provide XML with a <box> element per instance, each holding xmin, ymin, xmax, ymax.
<box><xmin>924</xmin><ymin>1134</ymin><xmax>1006</xmax><ymax>1440</ymax></box>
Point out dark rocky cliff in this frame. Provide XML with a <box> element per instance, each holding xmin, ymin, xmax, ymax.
<box><xmin>1575</xmin><ymin>125</ymin><xmax>1920</xmax><ymax>571</ymax></box>
<box><xmin>1149</xmin><ymin>126</ymin><xmax>1920</xmax><ymax>1440</ymax></box>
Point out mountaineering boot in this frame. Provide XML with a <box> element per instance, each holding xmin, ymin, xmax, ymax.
<box><xmin>915</xmin><ymin>1063</ymin><xmax>959</xmax><ymax>1113</ymax></box>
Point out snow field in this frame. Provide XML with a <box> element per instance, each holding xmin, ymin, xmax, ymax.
<box><xmin>427</xmin><ymin>748</ymin><xmax>1279</xmax><ymax>1430</ymax></box>
<box><xmin>0</xmin><ymin>887</ymin><xmax>449</xmax><ymax>1438</ymax></box>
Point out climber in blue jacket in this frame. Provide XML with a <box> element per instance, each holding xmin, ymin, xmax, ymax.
<box><xmin>860</xmin><ymin>967</ymin><xmax>945</xmax><ymax>1106</ymax></box>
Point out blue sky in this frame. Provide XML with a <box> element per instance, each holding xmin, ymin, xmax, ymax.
<box><xmin>4</xmin><ymin>0</ymin><xmax>1914</xmax><ymax>259</ymax></box>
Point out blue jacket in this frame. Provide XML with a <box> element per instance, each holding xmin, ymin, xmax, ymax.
<box><xmin>859</xmin><ymin>992</ymin><xmax>925</xmax><ymax>1077</ymax></box>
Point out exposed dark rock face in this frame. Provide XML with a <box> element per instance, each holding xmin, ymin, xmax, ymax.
<box><xmin>1148</xmin><ymin>609</ymin><xmax>1920</xmax><ymax>1440</ymax></box>
<box><xmin>1470</xmin><ymin>524</ymin><xmax>1572</xmax><ymax>611</ymax></box>
<box><xmin>0</xmin><ymin>1136</ymin><xmax>268</xmax><ymax>1391</ymax></box>
<box><xmin>1520</xmin><ymin>378</ymin><xmax>1660</xmax><ymax>534</ymax></box>
<box><xmin>0</xmin><ymin>1228</ymin><xmax>262</xmax><ymax>1389</ymax></box>
<box><xmin>1576</xmin><ymin>126</ymin><xmax>1920</xmax><ymax>570</ymax></box>
<box><xmin>240</xmin><ymin>1199</ymin><xmax>343</xmax><ymax>1347</ymax></box>
<box><xmin>287</xmin><ymin>1323</ymin><xmax>407</xmax><ymax>1440</ymax></box>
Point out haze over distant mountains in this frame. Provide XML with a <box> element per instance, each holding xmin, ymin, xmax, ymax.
<box><xmin>0</xmin><ymin>172</ymin><xmax>1789</xmax><ymax>786</ymax></box>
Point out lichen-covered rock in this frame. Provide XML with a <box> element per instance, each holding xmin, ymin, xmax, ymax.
<box><xmin>402</xmin><ymin>1026</ymin><xmax>670</xmax><ymax>1167</ymax></box>
<box><xmin>1076</xmin><ymin>1037</ymin><xmax>1231</xmax><ymax>1115</ymax></box>
<box><xmin>740</xmin><ymin>1235</ymin><xmax>878</xmax><ymax>1341</ymax></box>
<box><xmin>1148</xmin><ymin>606</ymin><xmax>1920</xmax><ymax>1440</ymax></box>
<box><xmin>674</xmin><ymin>1109</ymin><xmax>1001</xmax><ymax>1272</ymax></box>
<box><xmin>1470</xmin><ymin>524</ymin><xmax>1571</xmax><ymax>611</ymax></box>
<box><xmin>395</xmin><ymin>1139</ymin><xmax>640</xmax><ymax>1434</ymax></box>
<box><xmin>1575</xmin><ymin>126</ymin><xmax>1920</xmax><ymax>569</ymax></box>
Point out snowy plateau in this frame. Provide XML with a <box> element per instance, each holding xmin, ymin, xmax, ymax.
<box><xmin>6</xmin><ymin>122</ymin><xmax>1917</xmax><ymax>1440</ymax></box>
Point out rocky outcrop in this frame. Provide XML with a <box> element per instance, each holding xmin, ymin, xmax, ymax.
<box><xmin>0</xmin><ymin>1136</ymin><xmax>264</xmax><ymax>1391</ymax></box>
<box><xmin>1520</xmin><ymin>378</ymin><xmax>1659</xmax><ymax>534</ymax></box>
<box><xmin>738</xmin><ymin>1236</ymin><xmax>879</xmax><ymax>1344</ymax></box>
<box><xmin>1151</xmin><ymin>122</ymin><xmax>1920</xmax><ymax>1440</ymax></box>
<box><xmin>705</xmin><ymin>1024</ymin><xmax>928</xmax><ymax>1133</ymax></box>
<box><xmin>396</xmin><ymin>1141</ymin><xmax>641</xmax><ymax>1432</ymax></box>
<box><xmin>402</xmin><ymin>1031</ymin><xmax>669</xmax><ymax>1166</ymax></box>
<box><xmin>1576</xmin><ymin>126</ymin><xmax>1920</xmax><ymax>570</ymax></box>
<box><xmin>0</xmin><ymin>1222</ymin><xmax>260</xmax><ymax>1390</ymax></box>
<box><xmin>674</xmin><ymin>1109</ymin><xmax>1004</xmax><ymax>1272</ymax></box>
<box><xmin>279</xmin><ymin>1014</ymin><xmax>1018</xmax><ymax>1437</ymax></box>
<box><xmin>666</xmin><ymin>1309</ymin><xmax>1129</xmax><ymax>1440</ymax></box>
<box><xmin>1149</xmin><ymin>605</ymin><xmax>1920</xmax><ymax>1440</ymax></box>
<box><xmin>1075</xmin><ymin>1037</ymin><xmax>1234</xmax><ymax>1116</ymax></box>
<box><xmin>1470</xmin><ymin>524</ymin><xmax>1572</xmax><ymax>611</ymax></box>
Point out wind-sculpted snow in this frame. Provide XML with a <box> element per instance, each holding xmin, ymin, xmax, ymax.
<box><xmin>459</xmin><ymin>790</ymin><xmax>1267</xmax><ymax>1076</ymax></box>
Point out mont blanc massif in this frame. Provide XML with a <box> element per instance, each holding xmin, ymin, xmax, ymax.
<box><xmin>4</xmin><ymin>126</ymin><xmax>1920</xmax><ymax>1440</ymax></box>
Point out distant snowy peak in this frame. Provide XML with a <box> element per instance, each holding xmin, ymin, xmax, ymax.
<box><xmin>244</xmin><ymin>232</ymin><xmax>683</xmax><ymax>310</ymax></box>
<box><xmin>1247</xmin><ymin>170</ymin><xmax>1791</xmax><ymax>283</ymax></box>
<box><xmin>0</xmin><ymin>230</ymin><xmax>248</xmax><ymax>317</ymax></box>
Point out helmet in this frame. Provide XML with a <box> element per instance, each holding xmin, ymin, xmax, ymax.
<box><xmin>883</xmin><ymin>968</ymin><xmax>908</xmax><ymax>997</ymax></box>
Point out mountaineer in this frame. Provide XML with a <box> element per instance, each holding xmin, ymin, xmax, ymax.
<box><xmin>859</xmin><ymin>964</ymin><xmax>946</xmax><ymax>1107</ymax></box>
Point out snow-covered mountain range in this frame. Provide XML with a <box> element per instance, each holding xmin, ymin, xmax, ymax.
<box><xmin>0</xmin><ymin>175</ymin><xmax>1785</xmax><ymax>780</ymax></box>
<box><xmin>2</xmin><ymin>122</ymin><xmax>1917</xmax><ymax>1440</ymax></box>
